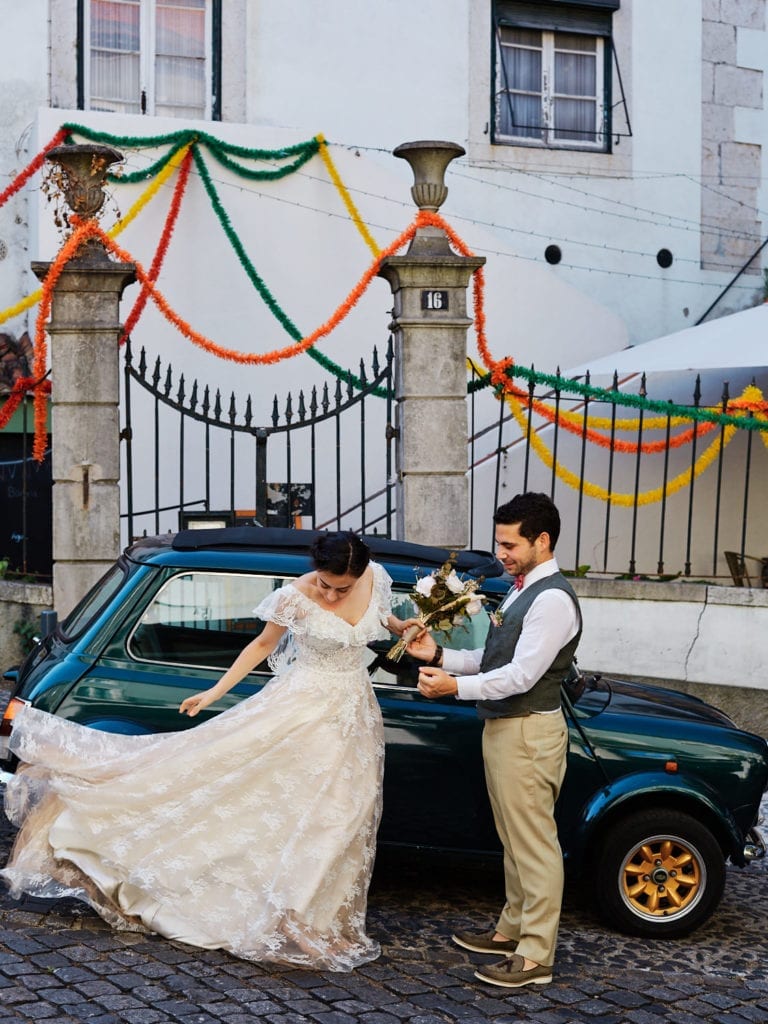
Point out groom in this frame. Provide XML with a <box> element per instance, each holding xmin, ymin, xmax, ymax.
<box><xmin>407</xmin><ymin>492</ymin><xmax>581</xmax><ymax>989</ymax></box>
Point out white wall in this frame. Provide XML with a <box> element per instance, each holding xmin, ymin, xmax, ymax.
<box><xmin>574</xmin><ymin>577</ymin><xmax>768</xmax><ymax>694</ymax></box>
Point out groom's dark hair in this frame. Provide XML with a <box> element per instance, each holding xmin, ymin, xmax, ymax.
<box><xmin>494</xmin><ymin>492</ymin><xmax>561</xmax><ymax>550</ymax></box>
<box><xmin>311</xmin><ymin>530</ymin><xmax>371</xmax><ymax>577</ymax></box>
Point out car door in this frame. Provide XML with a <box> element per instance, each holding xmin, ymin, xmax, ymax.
<box><xmin>369</xmin><ymin>588</ymin><xmax>500</xmax><ymax>854</ymax></box>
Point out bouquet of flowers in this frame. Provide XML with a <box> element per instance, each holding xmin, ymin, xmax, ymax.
<box><xmin>387</xmin><ymin>554</ymin><xmax>486</xmax><ymax>661</ymax></box>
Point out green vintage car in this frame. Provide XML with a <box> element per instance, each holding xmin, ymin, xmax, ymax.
<box><xmin>2</xmin><ymin>527</ymin><xmax>766</xmax><ymax>938</ymax></box>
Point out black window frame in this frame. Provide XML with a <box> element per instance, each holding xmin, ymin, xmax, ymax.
<box><xmin>491</xmin><ymin>0</ymin><xmax>622</xmax><ymax>154</ymax></box>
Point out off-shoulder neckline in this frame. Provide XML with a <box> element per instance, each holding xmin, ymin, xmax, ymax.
<box><xmin>286</xmin><ymin>562</ymin><xmax>381</xmax><ymax>628</ymax></box>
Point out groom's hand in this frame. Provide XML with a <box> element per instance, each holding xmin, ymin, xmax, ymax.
<box><xmin>417</xmin><ymin>666</ymin><xmax>458</xmax><ymax>698</ymax></box>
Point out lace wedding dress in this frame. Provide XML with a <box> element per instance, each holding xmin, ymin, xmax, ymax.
<box><xmin>1</xmin><ymin>562</ymin><xmax>392</xmax><ymax>971</ymax></box>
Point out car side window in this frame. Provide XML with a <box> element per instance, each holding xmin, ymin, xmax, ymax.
<box><xmin>128</xmin><ymin>571</ymin><xmax>286</xmax><ymax>671</ymax></box>
<box><xmin>368</xmin><ymin>583</ymin><xmax>495</xmax><ymax>687</ymax></box>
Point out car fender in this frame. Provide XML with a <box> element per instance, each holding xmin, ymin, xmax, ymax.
<box><xmin>565</xmin><ymin>770</ymin><xmax>744</xmax><ymax>871</ymax></box>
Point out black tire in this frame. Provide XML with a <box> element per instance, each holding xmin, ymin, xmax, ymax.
<box><xmin>594</xmin><ymin>808</ymin><xmax>726</xmax><ymax>938</ymax></box>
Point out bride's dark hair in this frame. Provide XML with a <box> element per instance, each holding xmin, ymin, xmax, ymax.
<box><xmin>310</xmin><ymin>531</ymin><xmax>370</xmax><ymax>578</ymax></box>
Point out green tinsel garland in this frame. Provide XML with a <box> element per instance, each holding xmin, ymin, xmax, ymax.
<box><xmin>468</xmin><ymin>364</ymin><xmax>768</xmax><ymax>431</ymax></box>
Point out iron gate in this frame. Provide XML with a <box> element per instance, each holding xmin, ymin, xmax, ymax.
<box><xmin>120</xmin><ymin>336</ymin><xmax>396</xmax><ymax>542</ymax></box>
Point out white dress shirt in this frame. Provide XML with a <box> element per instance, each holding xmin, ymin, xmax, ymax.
<box><xmin>441</xmin><ymin>558</ymin><xmax>580</xmax><ymax>704</ymax></box>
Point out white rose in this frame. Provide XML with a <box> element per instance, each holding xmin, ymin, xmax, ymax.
<box><xmin>415</xmin><ymin>575</ymin><xmax>436</xmax><ymax>597</ymax></box>
<box><xmin>444</xmin><ymin>570</ymin><xmax>464</xmax><ymax>595</ymax></box>
<box><xmin>466</xmin><ymin>597</ymin><xmax>484</xmax><ymax>616</ymax></box>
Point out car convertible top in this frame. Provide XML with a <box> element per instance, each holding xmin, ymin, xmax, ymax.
<box><xmin>171</xmin><ymin>526</ymin><xmax>504</xmax><ymax>579</ymax></box>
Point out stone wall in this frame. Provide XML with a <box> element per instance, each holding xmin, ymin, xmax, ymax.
<box><xmin>0</xmin><ymin>580</ymin><xmax>53</xmax><ymax>670</ymax></box>
<box><xmin>701</xmin><ymin>0</ymin><xmax>765</xmax><ymax>274</ymax></box>
<box><xmin>572</xmin><ymin>577</ymin><xmax>768</xmax><ymax>735</ymax></box>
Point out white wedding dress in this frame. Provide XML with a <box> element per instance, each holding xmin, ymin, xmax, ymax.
<box><xmin>1</xmin><ymin>562</ymin><xmax>392</xmax><ymax>971</ymax></box>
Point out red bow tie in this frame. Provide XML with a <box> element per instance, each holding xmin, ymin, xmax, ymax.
<box><xmin>515</xmin><ymin>574</ymin><xmax>525</xmax><ymax>590</ymax></box>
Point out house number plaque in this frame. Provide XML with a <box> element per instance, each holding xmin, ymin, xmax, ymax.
<box><xmin>421</xmin><ymin>290</ymin><xmax>449</xmax><ymax>310</ymax></box>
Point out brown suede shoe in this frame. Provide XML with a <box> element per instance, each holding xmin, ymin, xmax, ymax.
<box><xmin>451</xmin><ymin>929</ymin><xmax>518</xmax><ymax>954</ymax></box>
<box><xmin>474</xmin><ymin>954</ymin><xmax>553</xmax><ymax>988</ymax></box>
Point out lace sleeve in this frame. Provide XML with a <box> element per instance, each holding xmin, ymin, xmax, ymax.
<box><xmin>252</xmin><ymin>585</ymin><xmax>312</xmax><ymax>674</ymax></box>
<box><xmin>252</xmin><ymin>584</ymin><xmax>310</xmax><ymax>632</ymax></box>
<box><xmin>371</xmin><ymin>562</ymin><xmax>397</xmax><ymax>640</ymax></box>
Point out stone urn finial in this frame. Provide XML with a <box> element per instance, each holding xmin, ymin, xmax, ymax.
<box><xmin>45</xmin><ymin>143</ymin><xmax>123</xmax><ymax>219</ymax></box>
<box><xmin>393</xmin><ymin>140</ymin><xmax>465</xmax><ymax>212</ymax></box>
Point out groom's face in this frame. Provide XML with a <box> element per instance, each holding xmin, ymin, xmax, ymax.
<box><xmin>494</xmin><ymin>522</ymin><xmax>549</xmax><ymax>577</ymax></box>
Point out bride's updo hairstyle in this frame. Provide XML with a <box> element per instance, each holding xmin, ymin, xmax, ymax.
<box><xmin>310</xmin><ymin>531</ymin><xmax>371</xmax><ymax>578</ymax></box>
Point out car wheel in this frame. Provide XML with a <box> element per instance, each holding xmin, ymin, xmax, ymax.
<box><xmin>594</xmin><ymin>808</ymin><xmax>726</xmax><ymax>938</ymax></box>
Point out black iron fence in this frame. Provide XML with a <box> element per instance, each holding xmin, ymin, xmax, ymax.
<box><xmin>0</xmin><ymin>393</ymin><xmax>52</xmax><ymax>580</ymax></box>
<box><xmin>120</xmin><ymin>336</ymin><xmax>397</xmax><ymax>543</ymax></box>
<box><xmin>468</xmin><ymin>366</ymin><xmax>768</xmax><ymax>583</ymax></box>
<box><xmin>5</xmin><ymin>353</ymin><xmax>768</xmax><ymax>585</ymax></box>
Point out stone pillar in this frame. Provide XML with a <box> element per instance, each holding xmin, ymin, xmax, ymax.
<box><xmin>32</xmin><ymin>145</ymin><xmax>136</xmax><ymax>615</ymax></box>
<box><xmin>378</xmin><ymin>141</ymin><xmax>485</xmax><ymax>548</ymax></box>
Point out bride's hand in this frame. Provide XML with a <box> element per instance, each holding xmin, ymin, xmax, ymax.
<box><xmin>179</xmin><ymin>690</ymin><xmax>216</xmax><ymax>717</ymax></box>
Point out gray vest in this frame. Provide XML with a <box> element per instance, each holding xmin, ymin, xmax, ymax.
<box><xmin>476</xmin><ymin>571</ymin><xmax>582</xmax><ymax>719</ymax></box>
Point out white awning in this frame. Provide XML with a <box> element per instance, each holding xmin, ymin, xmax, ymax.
<box><xmin>566</xmin><ymin>303</ymin><xmax>768</xmax><ymax>377</ymax></box>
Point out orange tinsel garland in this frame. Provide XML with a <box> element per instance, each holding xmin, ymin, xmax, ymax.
<box><xmin>32</xmin><ymin>218</ymin><xmax>104</xmax><ymax>460</ymax></box>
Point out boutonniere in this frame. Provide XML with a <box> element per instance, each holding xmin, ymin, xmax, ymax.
<box><xmin>489</xmin><ymin>609</ymin><xmax>504</xmax><ymax>628</ymax></box>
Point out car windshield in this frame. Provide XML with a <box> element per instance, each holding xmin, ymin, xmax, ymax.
<box><xmin>60</xmin><ymin>562</ymin><xmax>127</xmax><ymax>640</ymax></box>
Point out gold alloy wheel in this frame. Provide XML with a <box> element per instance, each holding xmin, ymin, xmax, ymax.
<box><xmin>619</xmin><ymin>834</ymin><xmax>704</xmax><ymax>919</ymax></box>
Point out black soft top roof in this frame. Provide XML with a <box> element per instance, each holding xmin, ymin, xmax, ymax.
<box><xmin>172</xmin><ymin>526</ymin><xmax>503</xmax><ymax>578</ymax></box>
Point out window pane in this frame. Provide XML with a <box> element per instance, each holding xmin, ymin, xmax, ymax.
<box><xmin>554</xmin><ymin>50</ymin><xmax>596</xmax><ymax>97</ymax></box>
<box><xmin>90</xmin><ymin>52</ymin><xmax>141</xmax><ymax>111</ymax></box>
<box><xmin>156</xmin><ymin>0</ymin><xmax>205</xmax><ymax>57</ymax></box>
<box><xmin>91</xmin><ymin>0</ymin><xmax>140</xmax><ymax>50</ymax></box>
<box><xmin>156</xmin><ymin>54</ymin><xmax>206</xmax><ymax>110</ymax></box>
<box><xmin>156</xmin><ymin>1</ymin><xmax>206</xmax><ymax>117</ymax></box>
<box><xmin>553</xmin><ymin>97</ymin><xmax>597</xmax><ymax>141</ymax></box>
<box><xmin>500</xmin><ymin>27</ymin><xmax>542</xmax><ymax>92</ymax></box>
<box><xmin>554</xmin><ymin>32</ymin><xmax>597</xmax><ymax>54</ymax></box>
<box><xmin>129</xmin><ymin>572</ymin><xmax>282</xmax><ymax>670</ymax></box>
<box><xmin>499</xmin><ymin>92</ymin><xmax>543</xmax><ymax>139</ymax></box>
<box><xmin>90</xmin><ymin>0</ymin><xmax>140</xmax><ymax>111</ymax></box>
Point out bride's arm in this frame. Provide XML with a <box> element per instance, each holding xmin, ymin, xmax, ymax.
<box><xmin>179</xmin><ymin>620</ymin><xmax>287</xmax><ymax>717</ymax></box>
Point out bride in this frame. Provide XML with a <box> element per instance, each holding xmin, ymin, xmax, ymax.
<box><xmin>1</xmin><ymin>531</ymin><xmax>405</xmax><ymax>971</ymax></box>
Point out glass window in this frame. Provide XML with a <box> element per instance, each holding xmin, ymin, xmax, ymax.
<box><xmin>85</xmin><ymin>0</ymin><xmax>214</xmax><ymax>119</ymax></box>
<box><xmin>61</xmin><ymin>562</ymin><xmax>127</xmax><ymax>639</ymax></box>
<box><xmin>493</xmin><ymin>0</ymin><xmax>620</xmax><ymax>152</ymax></box>
<box><xmin>129</xmin><ymin>571</ymin><xmax>285</xmax><ymax>670</ymax></box>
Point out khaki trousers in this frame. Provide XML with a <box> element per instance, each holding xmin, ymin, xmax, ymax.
<box><xmin>482</xmin><ymin>711</ymin><xmax>568</xmax><ymax>967</ymax></box>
